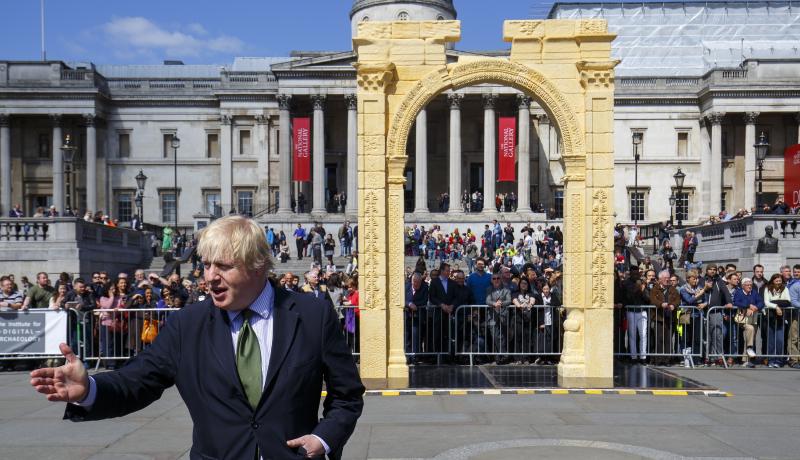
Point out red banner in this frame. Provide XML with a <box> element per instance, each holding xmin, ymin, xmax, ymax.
<box><xmin>498</xmin><ymin>117</ymin><xmax>516</xmax><ymax>182</ymax></box>
<box><xmin>293</xmin><ymin>117</ymin><xmax>311</xmax><ymax>182</ymax></box>
<box><xmin>785</xmin><ymin>144</ymin><xmax>800</xmax><ymax>207</ymax></box>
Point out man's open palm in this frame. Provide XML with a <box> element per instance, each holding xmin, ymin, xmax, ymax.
<box><xmin>30</xmin><ymin>343</ymin><xmax>89</xmax><ymax>403</ymax></box>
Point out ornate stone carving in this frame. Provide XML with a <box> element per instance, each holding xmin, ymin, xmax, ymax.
<box><xmin>0</xmin><ymin>114</ymin><xmax>9</xmax><ymax>127</ymax></box>
<box><xmin>744</xmin><ymin>112</ymin><xmax>760</xmax><ymax>125</ymax></box>
<box><xmin>505</xmin><ymin>20</ymin><xmax>544</xmax><ymax>39</ymax></box>
<box><xmin>363</xmin><ymin>190</ymin><xmax>381</xmax><ymax>310</ymax></box>
<box><xmin>579</xmin><ymin>19</ymin><xmax>607</xmax><ymax>35</ymax></box>
<box><xmin>481</xmin><ymin>93</ymin><xmax>497</xmax><ymax>109</ymax></box>
<box><xmin>447</xmin><ymin>93</ymin><xmax>463</xmax><ymax>109</ymax></box>
<box><xmin>220</xmin><ymin>115</ymin><xmax>232</xmax><ymax>125</ymax></box>
<box><xmin>708</xmin><ymin>112</ymin><xmax>725</xmax><ymax>125</ymax></box>
<box><xmin>311</xmin><ymin>94</ymin><xmax>327</xmax><ymax>111</ymax></box>
<box><xmin>254</xmin><ymin>114</ymin><xmax>269</xmax><ymax>125</ymax></box>
<box><xmin>49</xmin><ymin>114</ymin><xmax>62</xmax><ymax>127</ymax></box>
<box><xmin>83</xmin><ymin>114</ymin><xmax>97</xmax><ymax>127</ymax></box>
<box><xmin>276</xmin><ymin>94</ymin><xmax>292</xmax><ymax>110</ymax></box>
<box><xmin>386</xmin><ymin>59</ymin><xmax>586</xmax><ymax>174</ymax></box>
<box><xmin>354</xmin><ymin>63</ymin><xmax>396</xmax><ymax>93</ymax></box>
<box><xmin>345</xmin><ymin>94</ymin><xmax>358</xmax><ymax>110</ymax></box>
<box><xmin>516</xmin><ymin>94</ymin><xmax>532</xmax><ymax>109</ymax></box>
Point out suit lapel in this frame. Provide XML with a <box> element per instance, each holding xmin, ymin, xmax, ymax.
<box><xmin>262</xmin><ymin>286</ymin><xmax>299</xmax><ymax>397</ymax></box>
<box><xmin>206</xmin><ymin>302</ymin><xmax>248</xmax><ymax>404</ymax></box>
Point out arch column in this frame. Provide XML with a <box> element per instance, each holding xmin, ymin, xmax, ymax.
<box><xmin>346</xmin><ymin>94</ymin><xmax>358</xmax><ymax>216</ymax></box>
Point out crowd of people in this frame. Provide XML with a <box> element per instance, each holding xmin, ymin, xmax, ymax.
<box><xmin>614</xmin><ymin>262</ymin><xmax>800</xmax><ymax>368</ymax></box>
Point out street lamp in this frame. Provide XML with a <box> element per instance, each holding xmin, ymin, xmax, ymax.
<box><xmin>673</xmin><ymin>168</ymin><xmax>686</xmax><ymax>228</ymax></box>
<box><xmin>135</xmin><ymin>169</ymin><xmax>147</xmax><ymax>228</ymax></box>
<box><xmin>60</xmin><ymin>134</ymin><xmax>77</xmax><ymax>216</ymax></box>
<box><xmin>669</xmin><ymin>193</ymin><xmax>676</xmax><ymax>227</ymax></box>
<box><xmin>754</xmin><ymin>132</ymin><xmax>770</xmax><ymax>209</ymax></box>
<box><xmin>632</xmin><ymin>132</ymin><xmax>643</xmax><ymax>227</ymax></box>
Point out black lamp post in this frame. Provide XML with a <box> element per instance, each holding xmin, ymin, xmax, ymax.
<box><xmin>60</xmin><ymin>134</ymin><xmax>77</xmax><ymax>216</ymax></box>
<box><xmin>632</xmin><ymin>132</ymin><xmax>643</xmax><ymax>227</ymax></box>
<box><xmin>135</xmin><ymin>169</ymin><xmax>147</xmax><ymax>228</ymax></box>
<box><xmin>754</xmin><ymin>132</ymin><xmax>770</xmax><ymax>209</ymax></box>
<box><xmin>669</xmin><ymin>193</ymin><xmax>676</xmax><ymax>227</ymax></box>
<box><xmin>673</xmin><ymin>168</ymin><xmax>685</xmax><ymax>228</ymax></box>
<box><xmin>170</xmin><ymin>135</ymin><xmax>180</xmax><ymax>232</ymax></box>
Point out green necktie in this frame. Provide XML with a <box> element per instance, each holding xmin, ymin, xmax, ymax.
<box><xmin>236</xmin><ymin>309</ymin><xmax>262</xmax><ymax>409</ymax></box>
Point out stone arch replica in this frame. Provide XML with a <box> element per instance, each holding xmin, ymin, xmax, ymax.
<box><xmin>353</xmin><ymin>19</ymin><xmax>618</xmax><ymax>388</ymax></box>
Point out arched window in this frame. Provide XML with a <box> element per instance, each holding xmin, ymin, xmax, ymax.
<box><xmin>361</xmin><ymin>16</ymin><xmax>370</xmax><ymax>22</ymax></box>
<box><xmin>397</xmin><ymin>11</ymin><xmax>410</xmax><ymax>21</ymax></box>
<box><xmin>437</xmin><ymin>15</ymin><xmax>445</xmax><ymax>21</ymax></box>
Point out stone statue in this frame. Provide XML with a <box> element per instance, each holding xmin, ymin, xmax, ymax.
<box><xmin>756</xmin><ymin>225</ymin><xmax>779</xmax><ymax>253</ymax></box>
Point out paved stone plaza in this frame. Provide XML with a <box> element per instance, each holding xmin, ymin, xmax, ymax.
<box><xmin>1</xmin><ymin>368</ymin><xmax>798</xmax><ymax>459</ymax></box>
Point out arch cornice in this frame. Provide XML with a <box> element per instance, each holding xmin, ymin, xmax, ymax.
<box><xmin>386</xmin><ymin>59</ymin><xmax>585</xmax><ymax>175</ymax></box>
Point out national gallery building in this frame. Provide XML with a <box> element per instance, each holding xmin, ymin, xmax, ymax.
<box><xmin>1</xmin><ymin>0</ymin><xmax>799</xmax><ymax>231</ymax></box>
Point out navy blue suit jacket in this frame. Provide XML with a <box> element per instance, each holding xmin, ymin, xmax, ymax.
<box><xmin>65</xmin><ymin>282</ymin><xmax>364</xmax><ymax>460</ymax></box>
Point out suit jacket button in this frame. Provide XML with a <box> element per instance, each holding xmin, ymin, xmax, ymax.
<box><xmin>251</xmin><ymin>422</ymin><xmax>259</xmax><ymax>429</ymax></box>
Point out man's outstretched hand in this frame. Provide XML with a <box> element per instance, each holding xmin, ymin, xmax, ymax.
<box><xmin>29</xmin><ymin>343</ymin><xmax>89</xmax><ymax>403</ymax></box>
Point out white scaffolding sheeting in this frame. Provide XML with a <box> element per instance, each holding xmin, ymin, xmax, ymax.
<box><xmin>553</xmin><ymin>2</ymin><xmax>800</xmax><ymax>76</ymax></box>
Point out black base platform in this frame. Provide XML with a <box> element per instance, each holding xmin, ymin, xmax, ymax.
<box><xmin>407</xmin><ymin>364</ymin><xmax>714</xmax><ymax>390</ymax></box>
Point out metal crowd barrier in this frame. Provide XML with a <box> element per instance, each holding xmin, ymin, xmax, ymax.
<box><xmin>401</xmin><ymin>305</ymin><xmax>565</xmax><ymax>366</ymax></box>
<box><xmin>453</xmin><ymin>305</ymin><xmax>565</xmax><ymax>366</ymax></box>
<box><xmin>706</xmin><ymin>306</ymin><xmax>799</xmax><ymax>367</ymax></box>
<box><xmin>336</xmin><ymin>305</ymin><xmax>360</xmax><ymax>358</ymax></box>
<box><xmin>615</xmin><ymin>305</ymin><xmax>705</xmax><ymax>367</ymax></box>
<box><xmin>76</xmin><ymin>308</ymin><xmax>180</xmax><ymax>368</ymax></box>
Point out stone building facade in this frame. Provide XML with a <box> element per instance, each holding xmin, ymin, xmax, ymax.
<box><xmin>1</xmin><ymin>0</ymin><xmax>799</xmax><ymax>230</ymax></box>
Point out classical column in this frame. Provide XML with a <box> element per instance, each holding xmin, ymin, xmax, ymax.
<box><xmin>84</xmin><ymin>114</ymin><xmax>97</xmax><ymax>213</ymax></box>
<box><xmin>516</xmin><ymin>95</ymin><xmax>532</xmax><ymax>213</ymax></box>
<box><xmin>796</xmin><ymin>113</ymin><xmax>800</xmax><ymax>144</ymax></box>
<box><xmin>311</xmin><ymin>95</ymin><xmax>326</xmax><ymax>214</ymax></box>
<box><xmin>220</xmin><ymin>115</ymin><xmax>233</xmax><ymax>211</ymax></box>
<box><xmin>346</xmin><ymin>94</ymin><xmax>358</xmax><ymax>216</ymax></box>
<box><xmin>447</xmin><ymin>93</ymin><xmax>463</xmax><ymax>214</ymax></box>
<box><xmin>744</xmin><ymin>112</ymin><xmax>759</xmax><ymax>211</ymax></box>
<box><xmin>414</xmin><ymin>108</ymin><xmax>429</xmax><ymax>214</ymax></box>
<box><xmin>538</xmin><ymin>114</ymin><xmax>552</xmax><ymax>208</ymax></box>
<box><xmin>709</xmin><ymin>112</ymin><xmax>725</xmax><ymax>214</ymax></box>
<box><xmin>277</xmin><ymin>95</ymin><xmax>292</xmax><ymax>214</ymax></box>
<box><xmin>51</xmin><ymin>114</ymin><xmax>64</xmax><ymax>214</ymax></box>
<box><xmin>255</xmin><ymin>115</ymin><xmax>270</xmax><ymax>209</ymax></box>
<box><xmin>482</xmin><ymin>94</ymin><xmax>496</xmax><ymax>213</ymax></box>
<box><xmin>0</xmin><ymin>115</ymin><xmax>10</xmax><ymax>215</ymax></box>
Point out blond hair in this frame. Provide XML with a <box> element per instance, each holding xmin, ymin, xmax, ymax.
<box><xmin>196</xmin><ymin>216</ymin><xmax>273</xmax><ymax>272</ymax></box>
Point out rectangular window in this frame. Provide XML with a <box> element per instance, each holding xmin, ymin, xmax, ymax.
<box><xmin>160</xmin><ymin>192</ymin><xmax>176</xmax><ymax>223</ymax></box>
<box><xmin>676</xmin><ymin>192</ymin><xmax>689</xmax><ymax>222</ymax></box>
<box><xmin>39</xmin><ymin>133</ymin><xmax>50</xmax><ymax>158</ymax></box>
<box><xmin>630</xmin><ymin>191</ymin><xmax>645</xmax><ymax>222</ymax></box>
<box><xmin>207</xmin><ymin>133</ymin><xmax>220</xmax><ymax>158</ymax></box>
<box><xmin>163</xmin><ymin>133</ymin><xmax>176</xmax><ymax>159</ymax></box>
<box><xmin>116</xmin><ymin>192</ymin><xmax>133</xmax><ymax>222</ymax></box>
<box><xmin>553</xmin><ymin>189</ymin><xmax>564</xmax><ymax>219</ymax></box>
<box><xmin>239</xmin><ymin>130</ymin><xmax>251</xmax><ymax>156</ymax></box>
<box><xmin>237</xmin><ymin>190</ymin><xmax>254</xmax><ymax>217</ymax></box>
<box><xmin>118</xmin><ymin>133</ymin><xmax>130</xmax><ymax>158</ymax></box>
<box><xmin>676</xmin><ymin>132</ymin><xmax>688</xmax><ymax>157</ymax></box>
<box><xmin>204</xmin><ymin>191</ymin><xmax>221</xmax><ymax>217</ymax></box>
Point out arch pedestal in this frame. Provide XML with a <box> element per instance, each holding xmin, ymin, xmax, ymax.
<box><xmin>354</xmin><ymin>19</ymin><xmax>618</xmax><ymax>388</ymax></box>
